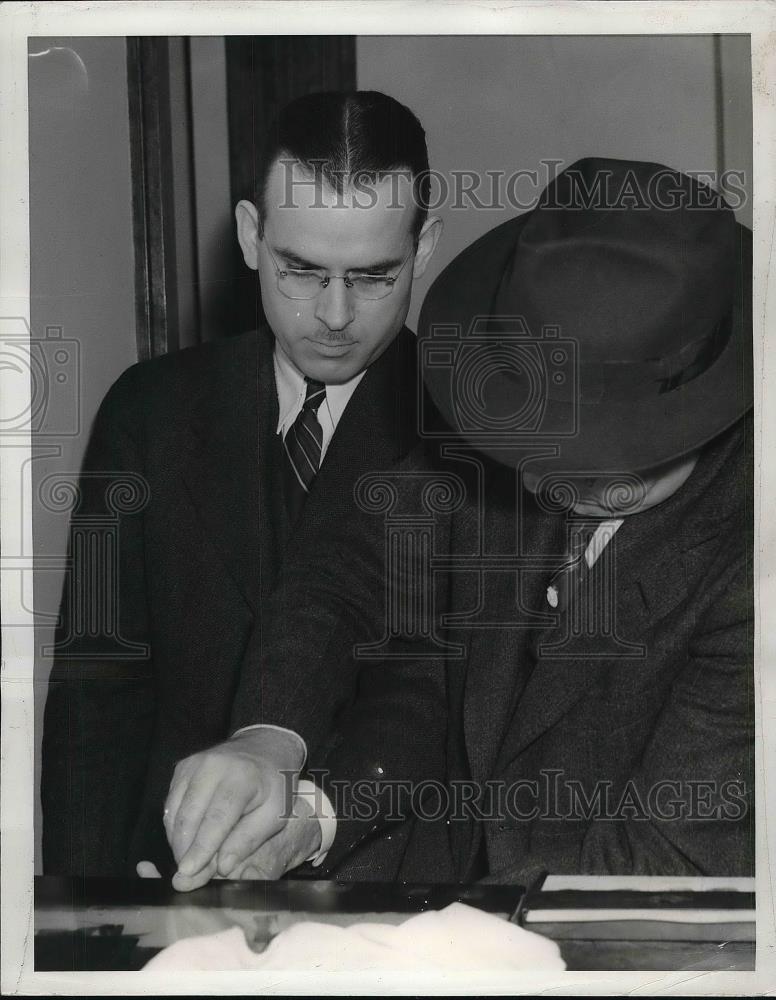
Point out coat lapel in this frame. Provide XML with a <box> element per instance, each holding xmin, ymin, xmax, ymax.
<box><xmin>495</xmin><ymin>513</ymin><xmax>683</xmax><ymax>766</ymax></box>
<box><xmin>462</xmin><ymin>595</ymin><xmax>530</xmax><ymax>786</ymax></box>
<box><xmin>483</xmin><ymin>422</ymin><xmax>744</xmax><ymax>768</ymax></box>
<box><xmin>179</xmin><ymin>325</ymin><xmax>417</xmax><ymax>615</ymax></box>
<box><xmin>462</xmin><ymin>488</ymin><xmax>564</xmax><ymax>784</ymax></box>
<box><xmin>319</xmin><ymin>326</ymin><xmax>418</xmax><ymax>472</ymax></box>
<box><xmin>180</xmin><ymin>328</ymin><xmax>280</xmax><ymax>617</ymax></box>
<box><xmin>457</xmin><ymin>487</ymin><xmax>562</xmax><ymax>876</ymax></box>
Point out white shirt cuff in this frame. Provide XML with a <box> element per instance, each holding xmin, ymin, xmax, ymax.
<box><xmin>230</xmin><ymin>723</ymin><xmax>307</xmax><ymax>769</ymax></box>
<box><xmin>296</xmin><ymin>778</ymin><xmax>337</xmax><ymax>867</ymax></box>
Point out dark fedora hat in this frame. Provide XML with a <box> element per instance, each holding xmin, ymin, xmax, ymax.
<box><xmin>418</xmin><ymin>157</ymin><xmax>752</xmax><ymax>474</ymax></box>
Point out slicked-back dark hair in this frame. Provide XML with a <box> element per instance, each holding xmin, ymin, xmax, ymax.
<box><xmin>256</xmin><ymin>90</ymin><xmax>430</xmax><ymax>239</ymax></box>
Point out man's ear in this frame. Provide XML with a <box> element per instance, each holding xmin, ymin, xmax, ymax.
<box><xmin>412</xmin><ymin>216</ymin><xmax>443</xmax><ymax>279</ymax></box>
<box><xmin>235</xmin><ymin>199</ymin><xmax>261</xmax><ymax>271</ymax></box>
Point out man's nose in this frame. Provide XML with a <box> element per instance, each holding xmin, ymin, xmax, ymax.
<box><xmin>313</xmin><ymin>278</ymin><xmax>355</xmax><ymax>332</ymax></box>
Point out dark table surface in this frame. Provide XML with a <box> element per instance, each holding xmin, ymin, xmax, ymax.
<box><xmin>34</xmin><ymin>875</ymin><xmax>755</xmax><ymax>973</ymax></box>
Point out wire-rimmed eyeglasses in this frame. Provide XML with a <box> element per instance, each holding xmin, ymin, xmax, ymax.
<box><xmin>262</xmin><ymin>240</ymin><xmax>414</xmax><ymax>301</ymax></box>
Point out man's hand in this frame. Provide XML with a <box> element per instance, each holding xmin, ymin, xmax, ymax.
<box><xmin>167</xmin><ymin>794</ymin><xmax>322</xmax><ymax>891</ymax></box>
<box><xmin>212</xmin><ymin>794</ymin><xmax>322</xmax><ymax>883</ymax></box>
<box><xmin>163</xmin><ymin>727</ymin><xmax>305</xmax><ymax>890</ymax></box>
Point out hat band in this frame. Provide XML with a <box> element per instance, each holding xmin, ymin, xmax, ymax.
<box><xmin>561</xmin><ymin>316</ymin><xmax>731</xmax><ymax>404</ymax></box>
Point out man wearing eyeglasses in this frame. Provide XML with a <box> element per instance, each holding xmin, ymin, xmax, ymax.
<box><xmin>41</xmin><ymin>90</ymin><xmax>443</xmax><ymax>885</ymax></box>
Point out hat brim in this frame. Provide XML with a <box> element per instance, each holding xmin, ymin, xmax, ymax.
<box><xmin>418</xmin><ymin>216</ymin><xmax>753</xmax><ymax>475</ymax></box>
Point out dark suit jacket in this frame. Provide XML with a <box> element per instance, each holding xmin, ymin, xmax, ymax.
<box><xmin>41</xmin><ymin>325</ymin><xmax>446</xmax><ymax>878</ymax></box>
<box><xmin>448</xmin><ymin>415</ymin><xmax>754</xmax><ymax>882</ymax></box>
<box><xmin>243</xmin><ymin>413</ymin><xmax>754</xmax><ymax>882</ymax></box>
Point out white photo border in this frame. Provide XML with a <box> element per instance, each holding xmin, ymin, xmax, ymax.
<box><xmin>1</xmin><ymin>1</ymin><xmax>774</xmax><ymax>995</ymax></box>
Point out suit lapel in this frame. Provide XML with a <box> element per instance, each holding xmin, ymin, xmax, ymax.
<box><xmin>462</xmin><ymin>598</ymin><xmax>528</xmax><ymax>786</ymax></box>
<box><xmin>488</xmin><ymin>424</ymin><xmax>743</xmax><ymax>767</ymax></box>
<box><xmin>497</xmin><ymin>512</ymin><xmax>676</xmax><ymax>766</ymax></box>
<box><xmin>179</xmin><ymin>325</ymin><xmax>417</xmax><ymax>613</ymax></box>
<box><xmin>462</xmin><ymin>488</ymin><xmax>563</xmax><ymax>785</ymax></box>
<box><xmin>180</xmin><ymin>328</ymin><xmax>280</xmax><ymax>617</ymax></box>
<box><xmin>456</xmin><ymin>486</ymin><xmax>561</xmax><ymax>877</ymax></box>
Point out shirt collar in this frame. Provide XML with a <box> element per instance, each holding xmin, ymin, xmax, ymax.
<box><xmin>584</xmin><ymin>518</ymin><xmax>624</xmax><ymax>568</ymax></box>
<box><xmin>273</xmin><ymin>342</ymin><xmax>367</xmax><ymax>435</ymax></box>
<box><xmin>274</xmin><ymin>344</ymin><xmax>304</xmax><ymax>434</ymax></box>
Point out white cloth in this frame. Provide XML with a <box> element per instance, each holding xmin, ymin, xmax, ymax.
<box><xmin>143</xmin><ymin>902</ymin><xmax>566</xmax><ymax>972</ymax></box>
<box><xmin>273</xmin><ymin>342</ymin><xmax>366</xmax><ymax>461</ymax></box>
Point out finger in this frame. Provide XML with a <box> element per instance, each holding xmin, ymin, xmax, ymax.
<box><xmin>215</xmin><ymin>800</ymin><xmax>287</xmax><ymax>876</ymax></box>
<box><xmin>163</xmin><ymin>762</ymin><xmax>193</xmax><ymax>844</ymax></box>
<box><xmin>171</xmin><ymin>855</ymin><xmax>218</xmax><ymax>893</ymax></box>
<box><xmin>176</xmin><ymin>776</ymin><xmax>255</xmax><ymax>876</ymax></box>
<box><xmin>221</xmin><ymin>808</ymin><xmax>313</xmax><ymax>881</ymax></box>
<box><xmin>237</xmin><ymin>858</ymin><xmax>283</xmax><ymax>879</ymax></box>
<box><xmin>169</xmin><ymin>762</ymin><xmax>233</xmax><ymax>867</ymax></box>
<box><xmin>242</xmin><ymin>848</ymin><xmax>286</xmax><ymax>880</ymax></box>
<box><xmin>241</xmin><ymin>829</ymin><xmax>292</xmax><ymax>880</ymax></box>
<box><xmin>229</xmin><ymin>848</ymin><xmax>285</xmax><ymax>881</ymax></box>
<box><xmin>136</xmin><ymin>860</ymin><xmax>162</xmax><ymax>878</ymax></box>
<box><xmin>216</xmin><ymin>769</ymin><xmax>295</xmax><ymax>873</ymax></box>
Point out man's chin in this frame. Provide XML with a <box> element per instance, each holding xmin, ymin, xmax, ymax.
<box><xmin>298</xmin><ymin>342</ymin><xmax>365</xmax><ymax>383</ymax></box>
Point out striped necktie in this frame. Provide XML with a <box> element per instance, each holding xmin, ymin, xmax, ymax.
<box><xmin>546</xmin><ymin>522</ymin><xmax>598</xmax><ymax>613</ymax></box>
<box><xmin>283</xmin><ymin>377</ymin><xmax>326</xmax><ymax>523</ymax></box>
